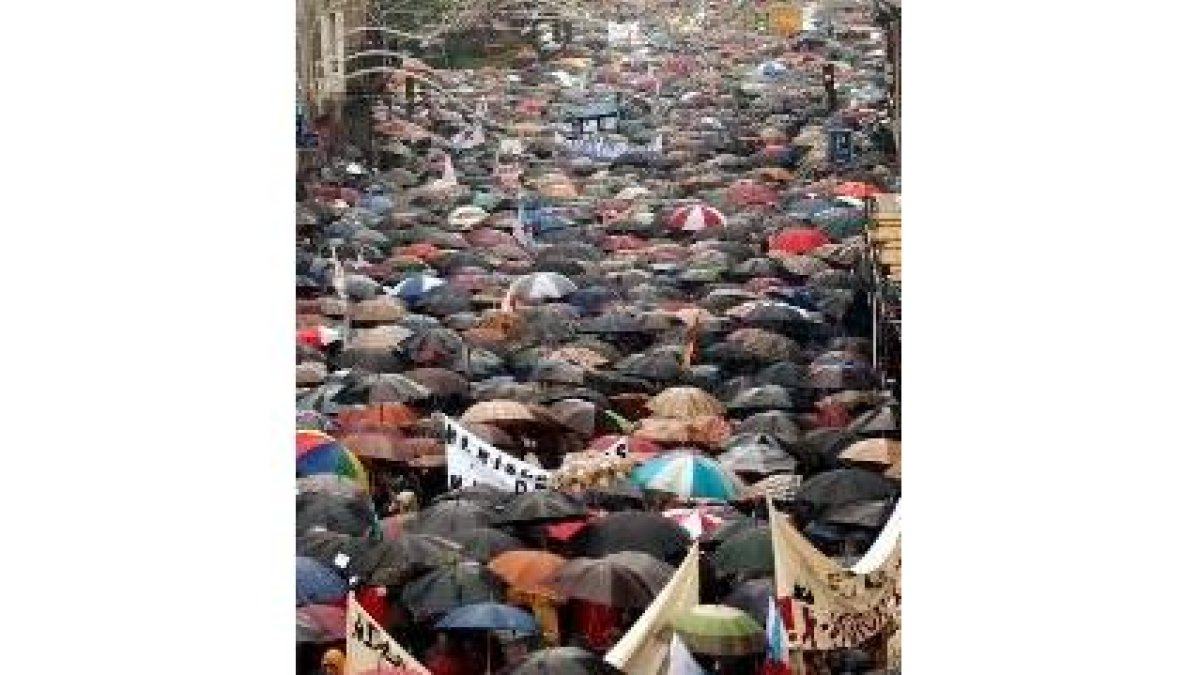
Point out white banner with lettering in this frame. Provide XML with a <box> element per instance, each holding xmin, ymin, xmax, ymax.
<box><xmin>346</xmin><ymin>594</ymin><xmax>430</xmax><ymax>675</ymax></box>
<box><xmin>441</xmin><ymin>415</ymin><xmax>551</xmax><ymax>493</ymax></box>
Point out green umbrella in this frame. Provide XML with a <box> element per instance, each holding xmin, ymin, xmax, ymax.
<box><xmin>710</xmin><ymin>526</ymin><xmax>773</xmax><ymax>580</ymax></box>
<box><xmin>671</xmin><ymin>604</ymin><xmax>766</xmax><ymax>656</ymax></box>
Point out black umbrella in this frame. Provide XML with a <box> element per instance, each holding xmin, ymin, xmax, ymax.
<box><xmin>296</xmin><ymin>530</ymin><xmax>373</xmax><ymax>578</ymax></box>
<box><xmin>408</xmin><ymin>499</ymin><xmax>495</xmax><ymax>536</ymax></box>
<box><xmin>442</xmin><ymin>527</ymin><xmax>524</xmax><ymax>562</ymax></box>
<box><xmin>723</xmin><ymin>576</ymin><xmax>774</xmax><ymax>627</ymax></box>
<box><xmin>510</xmin><ymin>647</ymin><xmax>624</xmax><ymax>675</ymax></box>
<box><xmin>726</xmin><ymin>385</ymin><xmax>798</xmax><ymax>414</ymax></box>
<box><xmin>496</xmin><ymin>490</ymin><xmax>588</xmax><ymax>524</ymax></box>
<box><xmin>296</xmin><ymin>492</ymin><xmax>375</xmax><ymax>537</ymax></box>
<box><xmin>574</xmin><ymin>511</ymin><xmax>692</xmax><ymax>561</ymax></box>
<box><xmin>735</xmin><ymin>411</ymin><xmax>806</xmax><ymax>447</ymax></box>
<box><xmin>615</xmin><ymin>350</ymin><xmax>684</xmax><ymax>383</ymax></box>
<box><xmin>400</xmin><ymin>561</ymin><xmax>505</xmax><ymax>620</ymax></box>
<box><xmin>356</xmin><ymin>533</ymin><xmax>463</xmax><ymax>585</ymax></box>
<box><xmin>754</xmin><ymin>361</ymin><xmax>811</xmax><ymax>390</ymax></box>
<box><xmin>331</xmin><ymin>372</ymin><xmax>432</xmax><ymax>405</ymax></box>
<box><xmin>794</xmin><ymin>468</ymin><xmax>898</xmax><ymax>514</ymax></box>
<box><xmin>433</xmin><ymin>484</ymin><xmax>511</xmax><ymax>508</ymax></box>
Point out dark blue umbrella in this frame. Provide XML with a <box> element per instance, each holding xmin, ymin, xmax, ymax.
<box><xmin>296</xmin><ymin>556</ymin><xmax>348</xmax><ymax>606</ymax></box>
<box><xmin>434</xmin><ymin>602</ymin><xmax>537</xmax><ymax>633</ymax></box>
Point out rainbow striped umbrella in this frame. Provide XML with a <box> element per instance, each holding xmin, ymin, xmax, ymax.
<box><xmin>631</xmin><ymin>451</ymin><xmax>747</xmax><ymax>501</ymax></box>
<box><xmin>296</xmin><ymin>430</ymin><xmax>369</xmax><ymax>489</ymax></box>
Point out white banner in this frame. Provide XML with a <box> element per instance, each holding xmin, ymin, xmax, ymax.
<box><xmin>346</xmin><ymin>594</ymin><xmax>430</xmax><ymax>675</ymax></box>
<box><xmin>441</xmin><ymin>415</ymin><xmax>551</xmax><ymax>493</ymax></box>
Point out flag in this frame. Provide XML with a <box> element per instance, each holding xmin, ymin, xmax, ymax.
<box><xmin>606</xmin><ymin>543</ymin><xmax>701</xmax><ymax>674</ymax></box>
<box><xmin>768</xmin><ymin>500</ymin><xmax>899</xmax><ymax>652</ymax></box>
<box><xmin>346</xmin><ymin>594</ymin><xmax>431</xmax><ymax>675</ymax></box>
<box><xmin>763</xmin><ymin>597</ymin><xmax>792</xmax><ymax>675</ymax></box>
<box><xmin>667</xmin><ymin>633</ymin><xmax>706</xmax><ymax>675</ymax></box>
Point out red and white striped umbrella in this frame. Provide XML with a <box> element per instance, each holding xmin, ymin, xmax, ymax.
<box><xmin>663</xmin><ymin>506</ymin><xmax>728</xmax><ymax>539</ymax></box>
<box><xmin>666</xmin><ymin>204</ymin><xmax>727</xmax><ymax>232</ymax></box>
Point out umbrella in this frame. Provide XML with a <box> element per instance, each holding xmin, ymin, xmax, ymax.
<box><xmin>821</xmin><ymin>499</ymin><xmax>892</xmax><ymax>529</ymax></box>
<box><xmin>794</xmin><ymin>467</ymin><xmax>898</xmax><ymax>513</ymax></box>
<box><xmin>769</xmin><ymin>227</ymin><xmax>832</xmax><ymax>255</ymax></box>
<box><xmin>543</xmin><ymin>557</ymin><xmax>659</xmax><ymax>607</ymax></box>
<box><xmin>573</xmin><ymin>511</ymin><xmax>692</xmax><ymax>561</ymax></box>
<box><xmin>666</xmin><ymin>203</ymin><xmax>726</xmax><ymax>232</ymax></box>
<box><xmin>718</xmin><ymin>433</ymin><xmax>797</xmax><ymax>475</ymax></box>
<box><xmin>507</xmin><ymin>272</ymin><xmax>579</xmax><ymax>303</ymax></box>
<box><xmin>510</xmin><ymin>647</ymin><xmax>624</xmax><ymax>675</ymax></box>
<box><xmin>434</xmin><ymin>484</ymin><xmax>510</xmax><ymax>508</ymax></box>
<box><xmin>400</xmin><ymin>561</ymin><xmax>505</xmax><ymax>620</ymax></box>
<box><xmin>436</xmin><ymin>601</ymin><xmax>537</xmax><ymax>633</ymax></box>
<box><xmin>631</xmin><ymin>451</ymin><xmax>747</xmax><ymax>501</ymax></box>
<box><xmin>604</xmin><ymin>550</ymin><xmax>677</xmax><ymax>590</ymax></box>
<box><xmin>646</xmin><ymin>386</ymin><xmax>726</xmax><ymax>420</ymax></box>
<box><xmin>350</xmin><ymin>296</ymin><xmax>405</xmax><ymax>322</ymax></box>
<box><xmin>443</xmin><ymin>527</ymin><xmax>524</xmax><ymax>562</ymax></box>
<box><xmin>297</xmin><ymin>603</ymin><xmax>346</xmax><ymax>643</ymax></box>
<box><xmin>488</xmin><ymin>550</ymin><xmax>566</xmax><ymax>594</ymax></box>
<box><xmin>722</xmin><ymin>577</ymin><xmax>774</xmax><ymax>627</ymax></box>
<box><xmin>408</xmin><ymin>499</ymin><xmax>496</xmax><ymax>536</ymax></box>
<box><xmin>296</xmin><ymin>530</ymin><xmax>373</xmax><ymax>573</ymax></box>
<box><xmin>296</xmin><ymin>430</ymin><xmax>369</xmax><ymax>489</ymax></box>
<box><xmin>671</xmin><ymin>604</ymin><xmax>766</xmax><ymax>656</ymax></box>
<box><xmin>296</xmin><ymin>492</ymin><xmax>376</xmax><ymax>537</ymax></box>
<box><xmin>297</xmin><ymin>474</ymin><xmax>365</xmax><ymax>500</ymax></box>
<box><xmin>389</xmin><ymin>274</ymin><xmax>445</xmax><ymax>301</ymax></box>
<box><xmin>711</xmin><ymin>526</ymin><xmax>773</xmax><ymax>579</ymax></box>
<box><xmin>332</xmin><ymin>373</ymin><xmax>431</xmax><ymax>405</ymax></box>
<box><xmin>726</xmin><ymin>386</ymin><xmax>799</xmax><ymax>415</ymax></box>
<box><xmin>663</xmin><ymin>506</ymin><xmax>728</xmax><ymax>540</ymax></box>
<box><xmin>404</xmin><ymin>367</ymin><xmax>471</xmax><ymax>399</ymax></box>
<box><xmin>297</xmin><ymin>556</ymin><xmax>349</xmax><ymax>605</ymax></box>
<box><xmin>838</xmin><ymin>438</ymin><xmax>901</xmax><ymax>471</ymax></box>
<box><xmin>496</xmin><ymin>490</ymin><xmax>588</xmax><ymax>524</ymax></box>
<box><xmin>728</xmin><ymin>328</ymin><xmax>805</xmax><ymax>362</ymax></box>
<box><xmin>357</xmin><ymin>534</ymin><xmax>463</xmax><ymax>585</ymax></box>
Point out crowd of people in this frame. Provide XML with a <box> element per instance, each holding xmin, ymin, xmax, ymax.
<box><xmin>297</xmin><ymin>2</ymin><xmax>900</xmax><ymax>674</ymax></box>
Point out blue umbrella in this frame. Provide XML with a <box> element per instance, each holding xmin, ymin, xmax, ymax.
<box><xmin>389</xmin><ymin>274</ymin><xmax>445</xmax><ymax>301</ymax></box>
<box><xmin>360</xmin><ymin>194</ymin><xmax>395</xmax><ymax>216</ymax></box>
<box><xmin>435</xmin><ymin>602</ymin><xmax>537</xmax><ymax>633</ymax></box>
<box><xmin>296</xmin><ymin>556</ymin><xmax>348</xmax><ymax>606</ymax></box>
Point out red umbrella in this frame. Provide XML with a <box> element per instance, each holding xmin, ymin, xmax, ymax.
<box><xmin>725</xmin><ymin>179</ymin><xmax>778</xmax><ymax>207</ymax></box>
<box><xmin>666</xmin><ymin>204</ymin><xmax>727</xmax><ymax>232</ymax></box>
<box><xmin>834</xmin><ymin>181</ymin><xmax>882</xmax><ymax>198</ymax></box>
<box><xmin>769</xmin><ymin>227</ymin><xmax>832</xmax><ymax>255</ymax></box>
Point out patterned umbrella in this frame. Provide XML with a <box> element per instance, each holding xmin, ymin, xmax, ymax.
<box><xmin>662</xmin><ymin>506</ymin><xmax>728</xmax><ymax>539</ymax></box>
<box><xmin>671</xmin><ymin>604</ymin><xmax>766</xmax><ymax>656</ymax></box>
<box><xmin>296</xmin><ymin>430</ymin><xmax>369</xmax><ymax>489</ymax></box>
<box><xmin>544</xmin><ymin>557</ymin><xmax>659</xmax><ymax>607</ymax></box>
<box><xmin>631</xmin><ymin>451</ymin><xmax>747</xmax><ymax>501</ymax></box>
<box><xmin>666</xmin><ymin>204</ymin><xmax>727</xmax><ymax>232</ymax></box>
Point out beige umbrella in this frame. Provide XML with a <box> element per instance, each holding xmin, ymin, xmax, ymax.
<box><xmin>350</xmin><ymin>296</ymin><xmax>405</xmax><ymax>323</ymax></box>
<box><xmin>839</xmin><ymin>438</ymin><xmax>902</xmax><ymax>472</ymax></box>
<box><xmin>646</xmin><ymin>387</ymin><xmax>726</xmax><ymax>420</ymax></box>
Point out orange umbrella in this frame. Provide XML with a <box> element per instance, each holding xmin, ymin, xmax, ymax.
<box><xmin>488</xmin><ymin>550</ymin><xmax>566</xmax><ymax>595</ymax></box>
<box><xmin>338</xmin><ymin>403</ymin><xmax>420</xmax><ymax>431</ymax></box>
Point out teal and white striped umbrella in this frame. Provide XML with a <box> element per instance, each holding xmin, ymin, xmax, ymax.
<box><xmin>631</xmin><ymin>451</ymin><xmax>747</xmax><ymax>501</ymax></box>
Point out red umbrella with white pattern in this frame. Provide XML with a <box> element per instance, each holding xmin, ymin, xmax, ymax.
<box><xmin>663</xmin><ymin>506</ymin><xmax>729</xmax><ymax>540</ymax></box>
<box><xmin>666</xmin><ymin>204</ymin><xmax>727</xmax><ymax>232</ymax></box>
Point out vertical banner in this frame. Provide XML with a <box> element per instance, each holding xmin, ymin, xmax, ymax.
<box><xmin>346</xmin><ymin>594</ymin><xmax>431</xmax><ymax>675</ymax></box>
<box><xmin>441</xmin><ymin>415</ymin><xmax>550</xmax><ymax>493</ymax></box>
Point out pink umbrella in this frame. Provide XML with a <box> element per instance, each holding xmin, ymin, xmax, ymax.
<box><xmin>666</xmin><ymin>204</ymin><xmax>727</xmax><ymax>232</ymax></box>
